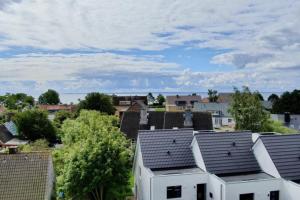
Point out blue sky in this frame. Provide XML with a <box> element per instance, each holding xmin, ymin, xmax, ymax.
<box><xmin>0</xmin><ymin>0</ymin><xmax>300</xmax><ymax>98</ymax></box>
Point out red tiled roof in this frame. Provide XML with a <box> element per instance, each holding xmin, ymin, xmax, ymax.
<box><xmin>38</xmin><ymin>104</ymin><xmax>76</xmax><ymax>111</ymax></box>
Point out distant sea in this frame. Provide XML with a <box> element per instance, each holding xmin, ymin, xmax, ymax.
<box><xmin>58</xmin><ymin>91</ymin><xmax>283</xmax><ymax>104</ymax></box>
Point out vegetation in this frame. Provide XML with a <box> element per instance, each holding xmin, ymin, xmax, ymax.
<box><xmin>13</xmin><ymin>109</ymin><xmax>57</xmax><ymax>142</ymax></box>
<box><xmin>19</xmin><ymin>139</ymin><xmax>51</xmax><ymax>152</ymax></box>
<box><xmin>208</xmin><ymin>89</ymin><xmax>219</xmax><ymax>102</ymax></box>
<box><xmin>38</xmin><ymin>89</ymin><xmax>60</xmax><ymax>105</ymax></box>
<box><xmin>268</xmin><ymin>93</ymin><xmax>279</xmax><ymax>103</ymax></box>
<box><xmin>272</xmin><ymin>90</ymin><xmax>300</xmax><ymax>114</ymax></box>
<box><xmin>54</xmin><ymin>110</ymin><xmax>132</xmax><ymax>200</ymax></box>
<box><xmin>156</xmin><ymin>94</ymin><xmax>165</xmax><ymax>106</ymax></box>
<box><xmin>229</xmin><ymin>87</ymin><xmax>269</xmax><ymax>132</ymax></box>
<box><xmin>53</xmin><ymin>110</ymin><xmax>76</xmax><ymax>128</ymax></box>
<box><xmin>78</xmin><ymin>93</ymin><xmax>115</xmax><ymax>115</ymax></box>
<box><xmin>147</xmin><ymin>92</ymin><xmax>155</xmax><ymax>104</ymax></box>
<box><xmin>263</xmin><ymin>120</ymin><xmax>298</xmax><ymax>134</ymax></box>
<box><xmin>0</xmin><ymin>93</ymin><xmax>34</xmax><ymax>110</ymax></box>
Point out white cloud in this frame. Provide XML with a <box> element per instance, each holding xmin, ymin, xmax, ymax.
<box><xmin>0</xmin><ymin>0</ymin><xmax>300</xmax><ymax>94</ymax></box>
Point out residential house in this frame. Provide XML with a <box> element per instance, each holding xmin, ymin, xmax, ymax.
<box><xmin>134</xmin><ymin>129</ymin><xmax>300</xmax><ymax>200</ymax></box>
<box><xmin>112</xmin><ymin>95</ymin><xmax>148</xmax><ymax>118</ymax></box>
<box><xmin>0</xmin><ymin>151</ymin><xmax>55</xmax><ymax>200</ymax></box>
<box><xmin>0</xmin><ymin>124</ymin><xmax>28</xmax><ymax>146</ymax></box>
<box><xmin>201</xmin><ymin>93</ymin><xmax>233</xmax><ymax>104</ymax></box>
<box><xmin>193</xmin><ymin>102</ymin><xmax>235</xmax><ymax>128</ymax></box>
<box><xmin>120</xmin><ymin>111</ymin><xmax>213</xmax><ymax>140</ymax></box>
<box><xmin>271</xmin><ymin>114</ymin><xmax>300</xmax><ymax>131</ymax></box>
<box><xmin>166</xmin><ymin>95</ymin><xmax>202</xmax><ymax>112</ymax></box>
<box><xmin>38</xmin><ymin>104</ymin><xmax>76</xmax><ymax>120</ymax></box>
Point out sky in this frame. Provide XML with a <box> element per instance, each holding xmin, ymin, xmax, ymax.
<box><xmin>0</xmin><ymin>0</ymin><xmax>300</xmax><ymax>97</ymax></box>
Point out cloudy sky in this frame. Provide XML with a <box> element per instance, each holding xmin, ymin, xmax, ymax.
<box><xmin>0</xmin><ymin>0</ymin><xmax>300</xmax><ymax>97</ymax></box>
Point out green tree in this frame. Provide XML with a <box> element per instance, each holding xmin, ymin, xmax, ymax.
<box><xmin>268</xmin><ymin>93</ymin><xmax>279</xmax><ymax>103</ymax></box>
<box><xmin>54</xmin><ymin>110</ymin><xmax>132</xmax><ymax>200</ymax></box>
<box><xmin>147</xmin><ymin>92</ymin><xmax>155</xmax><ymax>104</ymax></box>
<box><xmin>256</xmin><ymin>92</ymin><xmax>264</xmax><ymax>101</ymax></box>
<box><xmin>53</xmin><ymin>110</ymin><xmax>76</xmax><ymax>127</ymax></box>
<box><xmin>0</xmin><ymin>93</ymin><xmax>34</xmax><ymax>110</ymax></box>
<box><xmin>208</xmin><ymin>89</ymin><xmax>219</xmax><ymax>102</ymax></box>
<box><xmin>272</xmin><ymin>90</ymin><xmax>300</xmax><ymax>114</ymax></box>
<box><xmin>156</xmin><ymin>94</ymin><xmax>165</xmax><ymax>106</ymax></box>
<box><xmin>229</xmin><ymin>87</ymin><xmax>269</xmax><ymax>132</ymax></box>
<box><xmin>78</xmin><ymin>93</ymin><xmax>115</xmax><ymax>115</ymax></box>
<box><xmin>38</xmin><ymin>89</ymin><xmax>60</xmax><ymax>105</ymax></box>
<box><xmin>13</xmin><ymin>109</ymin><xmax>57</xmax><ymax>142</ymax></box>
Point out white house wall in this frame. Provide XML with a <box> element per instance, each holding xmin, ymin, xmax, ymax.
<box><xmin>225</xmin><ymin>178</ymin><xmax>282</xmax><ymax>200</ymax></box>
<box><xmin>281</xmin><ymin>180</ymin><xmax>300</xmax><ymax>200</ymax></box>
<box><xmin>253</xmin><ymin>139</ymin><xmax>281</xmax><ymax>178</ymax></box>
<box><xmin>191</xmin><ymin>138</ymin><xmax>207</xmax><ymax>171</ymax></box>
<box><xmin>134</xmin><ymin>142</ymin><xmax>153</xmax><ymax>200</ymax></box>
<box><xmin>207</xmin><ymin>174</ymin><xmax>226</xmax><ymax>200</ymax></box>
<box><xmin>151</xmin><ymin>172</ymin><xmax>208</xmax><ymax>200</ymax></box>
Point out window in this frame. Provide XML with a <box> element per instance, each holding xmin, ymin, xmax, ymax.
<box><xmin>270</xmin><ymin>191</ymin><xmax>279</xmax><ymax>200</ymax></box>
<box><xmin>240</xmin><ymin>193</ymin><xmax>254</xmax><ymax>200</ymax></box>
<box><xmin>167</xmin><ymin>186</ymin><xmax>182</xmax><ymax>199</ymax></box>
<box><xmin>228</xmin><ymin>118</ymin><xmax>232</xmax><ymax>123</ymax></box>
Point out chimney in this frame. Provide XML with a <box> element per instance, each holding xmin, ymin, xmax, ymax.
<box><xmin>184</xmin><ymin>110</ymin><xmax>193</xmax><ymax>127</ymax></box>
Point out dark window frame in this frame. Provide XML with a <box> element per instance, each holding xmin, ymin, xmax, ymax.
<box><xmin>167</xmin><ymin>185</ymin><xmax>182</xmax><ymax>199</ymax></box>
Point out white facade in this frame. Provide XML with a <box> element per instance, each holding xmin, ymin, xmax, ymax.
<box><xmin>134</xmin><ymin>133</ymin><xmax>300</xmax><ymax>200</ymax></box>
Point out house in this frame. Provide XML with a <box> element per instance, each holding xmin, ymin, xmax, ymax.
<box><xmin>112</xmin><ymin>95</ymin><xmax>148</xmax><ymax>117</ymax></box>
<box><xmin>0</xmin><ymin>124</ymin><xmax>13</xmax><ymax>144</ymax></box>
<box><xmin>0</xmin><ymin>123</ymin><xmax>28</xmax><ymax>146</ymax></box>
<box><xmin>193</xmin><ymin>102</ymin><xmax>235</xmax><ymax>128</ymax></box>
<box><xmin>0</xmin><ymin>151</ymin><xmax>55</xmax><ymax>200</ymax></box>
<box><xmin>38</xmin><ymin>104</ymin><xmax>76</xmax><ymax>120</ymax></box>
<box><xmin>201</xmin><ymin>93</ymin><xmax>233</xmax><ymax>104</ymax></box>
<box><xmin>166</xmin><ymin>95</ymin><xmax>202</xmax><ymax>111</ymax></box>
<box><xmin>271</xmin><ymin>114</ymin><xmax>300</xmax><ymax>131</ymax></box>
<box><xmin>134</xmin><ymin>129</ymin><xmax>300</xmax><ymax>200</ymax></box>
<box><xmin>120</xmin><ymin>111</ymin><xmax>213</xmax><ymax>140</ymax></box>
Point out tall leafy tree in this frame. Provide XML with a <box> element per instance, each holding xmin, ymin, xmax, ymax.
<box><xmin>272</xmin><ymin>90</ymin><xmax>300</xmax><ymax>114</ymax></box>
<box><xmin>13</xmin><ymin>109</ymin><xmax>57</xmax><ymax>142</ymax></box>
<box><xmin>229</xmin><ymin>87</ymin><xmax>269</xmax><ymax>132</ymax></box>
<box><xmin>55</xmin><ymin>110</ymin><xmax>132</xmax><ymax>200</ymax></box>
<box><xmin>0</xmin><ymin>93</ymin><xmax>34</xmax><ymax>110</ymax></box>
<box><xmin>208</xmin><ymin>89</ymin><xmax>219</xmax><ymax>102</ymax></box>
<box><xmin>268</xmin><ymin>93</ymin><xmax>279</xmax><ymax>103</ymax></box>
<box><xmin>156</xmin><ymin>94</ymin><xmax>165</xmax><ymax>105</ymax></box>
<box><xmin>147</xmin><ymin>92</ymin><xmax>155</xmax><ymax>104</ymax></box>
<box><xmin>38</xmin><ymin>89</ymin><xmax>60</xmax><ymax>105</ymax></box>
<box><xmin>78</xmin><ymin>93</ymin><xmax>115</xmax><ymax>115</ymax></box>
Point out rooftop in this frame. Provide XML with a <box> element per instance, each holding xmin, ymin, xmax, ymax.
<box><xmin>220</xmin><ymin>172</ymin><xmax>274</xmax><ymax>183</ymax></box>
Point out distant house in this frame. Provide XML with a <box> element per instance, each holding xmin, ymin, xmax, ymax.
<box><xmin>193</xmin><ymin>102</ymin><xmax>235</xmax><ymax>128</ymax></box>
<box><xmin>120</xmin><ymin>111</ymin><xmax>213</xmax><ymax>140</ymax></box>
<box><xmin>202</xmin><ymin>93</ymin><xmax>234</xmax><ymax>104</ymax></box>
<box><xmin>0</xmin><ymin>152</ymin><xmax>55</xmax><ymax>200</ymax></box>
<box><xmin>38</xmin><ymin>104</ymin><xmax>76</xmax><ymax>120</ymax></box>
<box><xmin>166</xmin><ymin>95</ymin><xmax>202</xmax><ymax>112</ymax></box>
<box><xmin>134</xmin><ymin>129</ymin><xmax>300</xmax><ymax>200</ymax></box>
<box><xmin>112</xmin><ymin>95</ymin><xmax>148</xmax><ymax>118</ymax></box>
<box><xmin>0</xmin><ymin>124</ymin><xmax>27</xmax><ymax>146</ymax></box>
<box><xmin>271</xmin><ymin>114</ymin><xmax>300</xmax><ymax>131</ymax></box>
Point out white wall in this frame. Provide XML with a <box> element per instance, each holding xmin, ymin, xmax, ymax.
<box><xmin>225</xmin><ymin>178</ymin><xmax>282</xmax><ymax>200</ymax></box>
<box><xmin>151</xmin><ymin>172</ymin><xmax>208</xmax><ymax>200</ymax></box>
<box><xmin>191</xmin><ymin>138</ymin><xmax>207</xmax><ymax>171</ymax></box>
<box><xmin>207</xmin><ymin>175</ymin><xmax>226</xmax><ymax>200</ymax></box>
<box><xmin>281</xmin><ymin>180</ymin><xmax>300</xmax><ymax>200</ymax></box>
<box><xmin>134</xmin><ymin>142</ymin><xmax>153</xmax><ymax>200</ymax></box>
<box><xmin>253</xmin><ymin>139</ymin><xmax>281</xmax><ymax>178</ymax></box>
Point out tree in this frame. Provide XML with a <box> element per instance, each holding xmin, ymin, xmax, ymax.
<box><xmin>229</xmin><ymin>87</ymin><xmax>269</xmax><ymax>132</ymax></box>
<box><xmin>78</xmin><ymin>93</ymin><xmax>115</xmax><ymax>115</ymax></box>
<box><xmin>268</xmin><ymin>93</ymin><xmax>279</xmax><ymax>103</ymax></box>
<box><xmin>38</xmin><ymin>89</ymin><xmax>60</xmax><ymax>105</ymax></box>
<box><xmin>53</xmin><ymin>110</ymin><xmax>76</xmax><ymax>128</ymax></box>
<box><xmin>0</xmin><ymin>93</ymin><xmax>34</xmax><ymax>110</ymax></box>
<box><xmin>272</xmin><ymin>90</ymin><xmax>300</xmax><ymax>114</ymax></box>
<box><xmin>147</xmin><ymin>93</ymin><xmax>155</xmax><ymax>104</ymax></box>
<box><xmin>54</xmin><ymin>110</ymin><xmax>132</xmax><ymax>200</ymax></box>
<box><xmin>156</xmin><ymin>94</ymin><xmax>165</xmax><ymax>106</ymax></box>
<box><xmin>13</xmin><ymin>109</ymin><xmax>57</xmax><ymax>142</ymax></box>
<box><xmin>256</xmin><ymin>92</ymin><xmax>264</xmax><ymax>101</ymax></box>
<box><xmin>208</xmin><ymin>89</ymin><xmax>219</xmax><ymax>102</ymax></box>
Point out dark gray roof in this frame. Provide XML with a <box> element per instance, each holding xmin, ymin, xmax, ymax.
<box><xmin>195</xmin><ymin>132</ymin><xmax>260</xmax><ymax>175</ymax></box>
<box><xmin>138</xmin><ymin>129</ymin><xmax>196</xmax><ymax>170</ymax></box>
<box><xmin>0</xmin><ymin>125</ymin><xmax>13</xmax><ymax>143</ymax></box>
<box><xmin>120</xmin><ymin>112</ymin><xmax>140</xmax><ymax>139</ymax></box>
<box><xmin>260</xmin><ymin>134</ymin><xmax>300</xmax><ymax>181</ymax></box>
<box><xmin>0</xmin><ymin>152</ymin><xmax>54</xmax><ymax>200</ymax></box>
<box><xmin>120</xmin><ymin>111</ymin><xmax>213</xmax><ymax>140</ymax></box>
